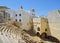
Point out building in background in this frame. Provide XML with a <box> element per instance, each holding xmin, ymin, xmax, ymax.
<box><xmin>48</xmin><ymin>10</ymin><xmax>60</xmax><ymax>40</ymax></box>
<box><xmin>0</xmin><ymin>6</ymin><xmax>10</xmax><ymax>23</ymax></box>
<box><xmin>12</xmin><ymin>6</ymin><xmax>35</xmax><ymax>30</ymax></box>
<box><xmin>33</xmin><ymin>16</ymin><xmax>51</xmax><ymax>37</ymax></box>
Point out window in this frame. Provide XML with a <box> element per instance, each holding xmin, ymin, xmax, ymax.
<box><xmin>19</xmin><ymin>19</ymin><xmax>21</xmax><ymax>22</ymax></box>
<box><xmin>47</xmin><ymin>21</ymin><xmax>48</xmax><ymax>23</ymax></box>
<box><xmin>15</xmin><ymin>14</ymin><xmax>17</xmax><ymax>16</ymax></box>
<box><xmin>37</xmin><ymin>27</ymin><xmax>40</xmax><ymax>31</ymax></box>
<box><xmin>15</xmin><ymin>19</ymin><xmax>17</xmax><ymax>21</ymax></box>
<box><xmin>45</xmin><ymin>29</ymin><xmax>47</xmax><ymax>31</ymax></box>
<box><xmin>19</xmin><ymin>14</ymin><xmax>21</xmax><ymax>16</ymax></box>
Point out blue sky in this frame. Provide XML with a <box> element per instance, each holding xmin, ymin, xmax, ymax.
<box><xmin>0</xmin><ymin>0</ymin><xmax>60</xmax><ymax>16</ymax></box>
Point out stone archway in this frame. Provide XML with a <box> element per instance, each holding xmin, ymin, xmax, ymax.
<box><xmin>40</xmin><ymin>32</ymin><xmax>47</xmax><ymax>38</ymax></box>
<box><xmin>36</xmin><ymin>32</ymin><xmax>40</xmax><ymax>37</ymax></box>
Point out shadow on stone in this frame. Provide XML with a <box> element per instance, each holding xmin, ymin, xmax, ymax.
<box><xmin>23</xmin><ymin>29</ymin><xmax>36</xmax><ymax>36</ymax></box>
<box><xmin>41</xmin><ymin>35</ymin><xmax>60</xmax><ymax>43</ymax></box>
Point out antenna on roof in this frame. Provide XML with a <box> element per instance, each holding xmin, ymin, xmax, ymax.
<box><xmin>32</xmin><ymin>8</ymin><xmax>35</xmax><ymax>12</ymax></box>
<box><xmin>20</xmin><ymin>6</ymin><xmax>23</xmax><ymax>9</ymax></box>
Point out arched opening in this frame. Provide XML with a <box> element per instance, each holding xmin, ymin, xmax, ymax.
<box><xmin>40</xmin><ymin>32</ymin><xmax>47</xmax><ymax>38</ymax></box>
<box><xmin>37</xmin><ymin>27</ymin><xmax>40</xmax><ymax>31</ymax></box>
<box><xmin>36</xmin><ymin>32</ymin><xmax>40</xmax><ymax>37</ymax></box>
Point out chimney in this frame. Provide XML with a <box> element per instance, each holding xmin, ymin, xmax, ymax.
<box><xmin>32</xmin><ymin>8</ymin><xmax>35</xmax><ymax>12</ymax></box>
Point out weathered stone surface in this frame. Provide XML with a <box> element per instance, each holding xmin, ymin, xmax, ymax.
<box><xmin>0</xmin><ymin>23</ymin><xmax>59</xmax><ymax>43</ymax></box>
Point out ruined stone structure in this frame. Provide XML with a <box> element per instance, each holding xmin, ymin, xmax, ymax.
<box><xmin>33</xmin><ymin>16</ymin><xmax>51</xmax><ymax>37</ymax></box>
<box><xmin>0</xmin><ymin>6</ymin><xmax>10</xmax><ymax>23</ymax></box>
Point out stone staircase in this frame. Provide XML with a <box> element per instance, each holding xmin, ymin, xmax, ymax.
<box><xmin>0</xmin><ymin>23</ymin><xmax>26</xmax><ymax>43</ymax></box>
<box><xmin>0</xmin><ymin>23</ymin><xmax>59</xmax><ymax>43</ymax></box>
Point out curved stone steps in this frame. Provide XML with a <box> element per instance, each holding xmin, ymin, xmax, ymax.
<box><xmin>0</xmin><ymin>24</ymin><xmax>26</xmax><ymax>43</ymax></box>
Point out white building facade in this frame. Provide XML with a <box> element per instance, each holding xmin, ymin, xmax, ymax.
<box><xmin>13</xmin><ymin>6</ymin><xmax>35</xmax><ymax>30</ymax></box>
